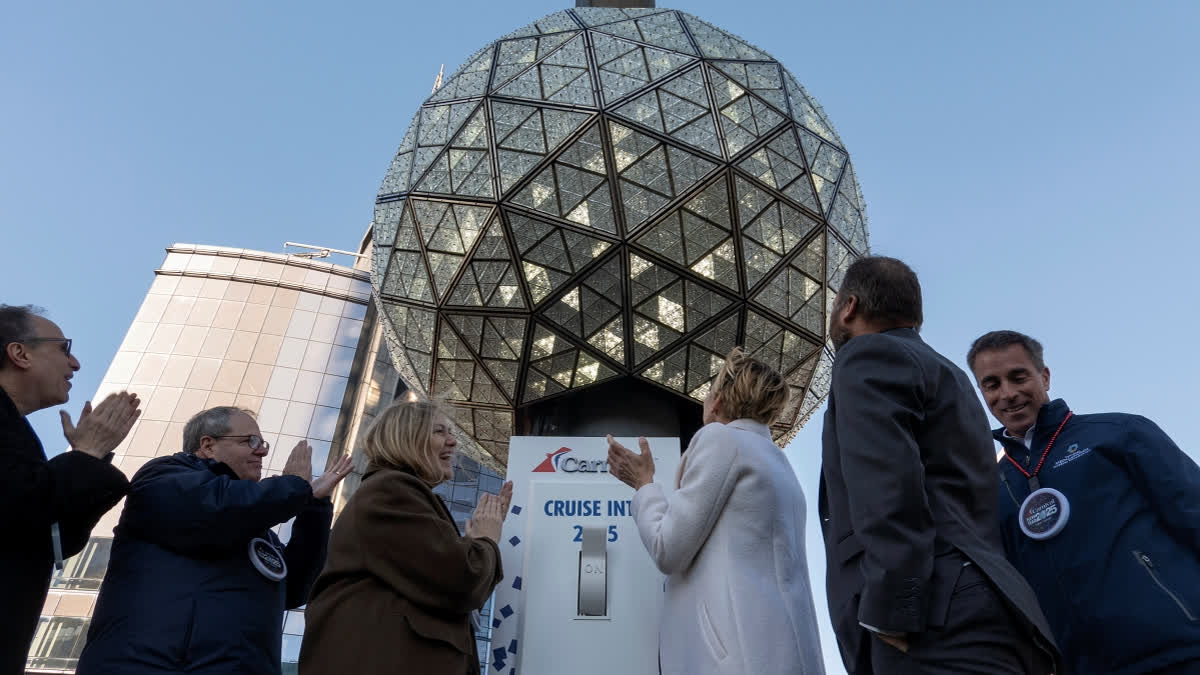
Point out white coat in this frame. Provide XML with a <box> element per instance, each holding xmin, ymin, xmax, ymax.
<box><xmin>632</xmin><ymin>419</ymin><xmax>825</xmax><ymax>675</ymax></box>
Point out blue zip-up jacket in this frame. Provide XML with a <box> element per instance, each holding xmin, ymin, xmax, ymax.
<box><xmin>77</xmin><ymin>452</ymin><xmax>332</xmax><ymax>675</ymax></box>
<box><xmin>995</xmin><ymin>399</ymin><xmax>1200</xmax><ymax>675</ymax></box>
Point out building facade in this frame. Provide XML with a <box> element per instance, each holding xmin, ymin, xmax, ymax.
<box><xmin>26</xmin><ymin>242</ymin><xmax>502</xmax><ymax>674</ymax></box>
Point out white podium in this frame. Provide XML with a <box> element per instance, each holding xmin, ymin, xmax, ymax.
<box><xmin>488</xmin><ymin>436</ymin><xmax>680</xmax><ymax>675</ymax></box>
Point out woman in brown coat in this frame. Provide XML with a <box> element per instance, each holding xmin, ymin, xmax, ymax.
<box><xmin>299</xmin><ymin>400</ymin><xmax>511</xmax><ymax>674</ymax></box>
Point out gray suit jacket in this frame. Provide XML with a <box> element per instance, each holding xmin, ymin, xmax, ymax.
<box><xmin>818</xmin><ymin>328</ymin><xmax>1057</xmax><ymax>673</ymax></box>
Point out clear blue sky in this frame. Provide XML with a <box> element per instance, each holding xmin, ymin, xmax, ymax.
<box><xmin>3</xmin><ymin>2</ymin><xmax>1198</xmax><ymax>672</ymax></box>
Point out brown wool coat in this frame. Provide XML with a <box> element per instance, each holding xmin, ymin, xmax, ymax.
<box><xmin>298</xmin><ymin>466</ymin><xmax>503</xmax><ymax>675</ymax></box>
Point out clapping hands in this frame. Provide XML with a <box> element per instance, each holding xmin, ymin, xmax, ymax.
<box><xmin>466</xmin><ymin>480</ymin><xmax>513</xmax><ymax>544</ymax></box>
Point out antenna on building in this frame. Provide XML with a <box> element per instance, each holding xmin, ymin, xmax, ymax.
<box><xmin>431</xmin><ymin>64</ymin><xmax>444</xmax><ymax>93</ymax></box>
<box><xmin>283</xmin><ymin>242</ymin><xmax>368</xmax><ymax>260</ymax></box>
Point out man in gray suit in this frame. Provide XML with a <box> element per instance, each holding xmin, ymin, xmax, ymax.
<box><xmin>818</xmin><ymin>256</ymin><xmax>1058</xmax><ymax>674</ymax></box>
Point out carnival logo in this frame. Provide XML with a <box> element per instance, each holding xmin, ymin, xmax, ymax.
<box><xmin>531</xmin><ymin>446</ymin><xmax>609</xmax><ymax>474</ymax></box>
<box><xmin>532</xmin><ymin>447</ymin><xmax>572</xmax><ymax>472</ymax></box>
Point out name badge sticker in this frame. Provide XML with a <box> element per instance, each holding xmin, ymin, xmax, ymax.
<box><xmin>1019</xmin><ymin>488</ymin><xmax>1070</xmax><ymax>540</ymax></box>
<box><xmin>249</xmin><ymin>537</ymin><xmax>288</xmax><ymax>581</ymax></box>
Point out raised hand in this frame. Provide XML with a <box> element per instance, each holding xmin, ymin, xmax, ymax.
<box><xmin>281</xmin><ymin>440</ymin><xmax>313</xmax><ymax>484</ymax></box>
<box><xmin>61</xmin><ymin>392</ymin><xmax>141</xmax><ymax>459</ymax></box>
<box><xmin>497</xmin><ymin>480</ymin><xmax>514</xmax><ymax>520</ymax></box>
<box><xmin>465</xmin><ymin>493</ymin><xmax>505</xmax><ymax>543</ymax></box>
<box><xmin>606</xmin><ymin>435</ymin><xmax>655</xmax><ymax>490</ymax></box>
<box><xmin>310</xmin><ymin>454</ymin><xmax>354</xmax><ymax>500</ymax></box>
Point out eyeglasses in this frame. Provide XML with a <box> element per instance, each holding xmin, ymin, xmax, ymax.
<box><xmin>23</xmin><ymin>337</ymin><xmax>73</xmax><ymax>356</ymax></box>
<box><xmin>213</xmin><ymin>435</ymin><xmax>269</xmax><ymax>450</ymax></box>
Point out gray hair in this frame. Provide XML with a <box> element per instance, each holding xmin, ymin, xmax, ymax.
<box><xmin>182</xmin><ymin>406</ymin><xmax>255</xmax><ymax>454</ymax></box>
<box><xmin>836</xmin><ymin>256</ymin><xmax>923</xmax><ymax>328</ymax></box>
<box><xmin>967</xmin><ymin>330</ymin><xmax>1046</xmax><ymax>372</ymax></box>
<box><xmin>0</xmin><ymin>304</ymin><xmax>45</xmax><ymax>369</ymax></box>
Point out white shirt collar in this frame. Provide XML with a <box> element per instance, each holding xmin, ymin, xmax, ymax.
<box><xmin>1003</xmin><ymin>426</ymin><xmax>1035</xmax><ymax>450</ymax></box>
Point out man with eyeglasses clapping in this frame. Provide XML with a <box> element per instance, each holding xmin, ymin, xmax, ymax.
<box><xmin>0</xmin><ymin>304</ymin><xmax>139</xmax><ymax>674</ymax></box>
<box><xmin>77</xmin><ymin>406</ymin><xmax>353</xmax><ymax>675</ymax></box>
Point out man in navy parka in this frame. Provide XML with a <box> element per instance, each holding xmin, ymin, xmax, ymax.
<box><xmin>78</xmin><ymin>406</ymin><xmax>351</xmax><ymax>675</ymax></box>
<box><xmin>969</xmin><ymin>330</ymin><xmax>1200</xmax><ymax>675</ymax></box>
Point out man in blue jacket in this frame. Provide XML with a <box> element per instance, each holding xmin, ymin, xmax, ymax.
<box><xmin>969</xmin><ymin>330</ymin><xmax>1200</xmax><ymax>675</ymax></box>
<box><xmin>77</xmin><ymin>405</ymin><xmax>353</xmax><ymax>675</ymax></box>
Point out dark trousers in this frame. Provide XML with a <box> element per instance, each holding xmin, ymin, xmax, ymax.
<box><xmin>1148</xmin><ymin>663</ymin><xmax>1200</xmax><ymax>675</ymax></box>
<box><xmin>867</xmin><ymin>563</ymin><xmax>1054</xmax><ymax>675</ymax></box>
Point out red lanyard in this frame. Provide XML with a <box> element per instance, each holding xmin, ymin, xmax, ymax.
<box><xmin>1003</xmin><ymin>412</ymin><xmax>1072</xmax><ymax>491</ymax></box>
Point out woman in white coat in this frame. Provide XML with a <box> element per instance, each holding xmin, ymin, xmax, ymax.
<box><xmin>607</xmin><ymin>347</ymin><xmax>825</xmax><ymax>675</ymax></box>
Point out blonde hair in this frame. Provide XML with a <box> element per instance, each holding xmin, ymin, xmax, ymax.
<box><xmin>362</xmin><ymin>399</ymin><xmax>450</xmax><ymax>485</ymax></box>
<box><xmin>709</xmin><ymin>347</ymin><xmax>788</xmax><ymax>425</ymax></box>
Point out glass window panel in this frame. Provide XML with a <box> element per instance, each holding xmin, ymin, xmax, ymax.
<box><xmin>160</xmin><ymin>252</ymin><xmax>190</xmax><ymax>271</ymax></box>
<box><xmin>334</xmin><ymin>318</ymin><xmax>364</xmax><ymax>347</ymax></box>
<box><xmin>134</xmin><ymin>294</ymin><xmax>170</xmax><ymax>324</ymax></box>
<box><xmin>282</xmin><ymin>266</ymin><xmax>308</xmax><ymax>285</ymax></box>
<box><xmin>142</xmin><ymin>386</ymin><xmax>182</xmax><ymax>422</ymax></box>
<box><xmin>247</xmin><ymin>283</ymin><xmax>275</xmax><ymax>305</ymax></box>
<box><xmin>303</xmin><ymin>269</ymin><xmax>329</xmax><ymax>289</ymax></box>
<box><xmin>174</xmin><ymin>275</ymin><xmax>205</xmax><ymax>296</ymax></box>
<box><xmin>186</xmin><ymin>358</ymin><xmax>222</xmax><ymax>390</ymax></box>
<box><xmin>160</xmin><ymin>296</ymin><xmax>195</xmax><ymax>325</ymax></box>
<box><xmin>224</xmin><ymin>330</ymin><xmax>259</xmax><ymax>362</ymax></box>
<box><xmin>257</xmin><ymin>398</ymin><xmax>289</xmax><ymax>435</ymax></box>
<box><xmin>211</xmin><ymin>300</ymin><xmax>245</xmax><ymax>330</ymax></box>
<box><xmin>234</xmin><ymin>258</ymin><xmax>263</xmax><ymax>278</ymax></box>
<box><xmin>149</xmin><ymin>274</ymin><xmax>179</xmax><ymax>295</ymax></box>
<box><xmin>199</xmin><ymin>328</ymin><xmax>234</xmax><ymax>359</ymax></box>
<box><xmin>281</xmin><ymin>634</ymin><xmax>302</xmax><ymax>664</ymax></box>
<box><xmin>239</xmin><ymin>363</ymin><xmax>274</xmax><ymax>397</ymax></box>
<box><xmin>326</xmin><ymin>274</ymin><xmax>352</xmax><ymax>292</ymax></box>
<box><xmin>281</xmin><ymin>402</ymin><xmax>315</xmax><ymax>437</ymax></box>
<box><xmin>309</xmin><ymin>437</ymin><xmax>333</xmax><ymax>473</ymax></box>
<box><xmin>326</xmin><ymin>345</ymin><xmax>356</xmax><ymax>375</ymax></box>
<box><xmin>208</xmin><ymin>256</ymin><xmax>238</xmax><ymax>276</ymax></box>
<box><xmin>172</xmin><ymin>388</ymin><xmax>210</xmax><ymax>423</ymax></box>
<box><xmin>318</xmin><ymin>296</ymin><xmax>345</xmax><ymax>316</ymax></box>
<box><xmin>120</xmin><ymin>321</ymin><xmax>157</xmax><ymax>352</ymax></box>
<box><xmin>173</xmin><ymin>326</ymin><xmax>208</xmax><ymax>357</ymax></box>
<box><xmin>258</xmin><ymin>262</ymin><xmax>286</xmax><ymax>282</ymax></box>
<box><xmin>236</xmin><ymin>303</ymin><xmax>269</xmax><ymax>332</ymax></box>
<box><xmin>296</xmin><ymin>292</ymin><xmax>322</xmax><ymax>312</ymax></box>
<box><xmin>274</xmin><ymin>287</ymin><xmax>300</xmax><ymax>309</ymax></box>
<box><xmin>251</xmin><ymin>334</ymin><xmax>284</xmax><ymax>365</ymax></box>
<box><xmin>283</xmin><ymin>610</ymin><xmax>305</xmax><ymax>636</ymax></box>
<box><xmin>285</xmin><ymin>311</ymin><xmax>317</xmax><ymax>340</ymax></box>
<box><xmin>349</xmin><ymin>279</ymin><xmax>372</xmax><ymax>299</ymax></box>
<box><xmin>199</xmin><ymin>278</ymin><xmax>229</xmax><ymax>300</ymax></box>
<box><xmin>276</xmin><ymin>337</ymin><xmax>307</xmax><ymax>369</ymax></box>
<box><xmin>342</xmin><ymin>301</ymin><xmax>368</xmax><ymax>321</ymax></box>
<box><xmin>262</xmin><ymin>307</ymin><xmax>293</xmax><ymax>336</ymax></box>
<box><xmin>130</xmin><ymin>353</ymin><xmax>167</xmax><ymax>386</ymax></box>
<box><xmin>300</xmin><ymin>342</ymin><xmax>332</xmax><ymax>373</ymax></box>
<box><xmin>308</xmin><ymin>407</ymin><xmax>339</xmax><ymax>443</ymax></box>
<box><xmin>266</xmin><ymin>367</ymin><xmax>300</xmax><ymax>400</ymax></box>
<box><xmin>309</xmin><ymin>314</ymin><xmax>340</xmax><ymax>344</ymax></box>
<box><xmin>212</xmin><ymin>360</ymin><xmax>247</xmax><ymax>393</ymax></box>
<box><xmin>157</xmin><ymin>355</ymin><xmax>196</xmax><ymax>388</ymax></box>
<box><xmin>205</xmin><ymin>390</ymin><xmax>236</xmax><ymax>409</ymax></box>
<box><xmin>224</xmin><ymin>281</ymin><xmax>253</xmax><ymax>302</ymax></box>
<box><xmin>291</xmin><ymin>370</ymin><xmax>323</xmax><ymax>405</ymax></box>
<box><xmin>317</xmin><ymin>374</ymin><xmax>349</xmax><ymax>408</ymax></box>
<box><xmin>103</xmin><ymin>351</ymin><xmax>142</xmax><ymax>385</ymax></box>
<box><xmin>185</xmin><ymin>254</ymin><xmax>215</xmax><ymax>273</ymax></box>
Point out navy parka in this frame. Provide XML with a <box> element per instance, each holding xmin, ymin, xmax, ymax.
<box><xmin>995</xmin><ymin>399</ymin><xmax>1200</xmax><ymax>675</ymax></box>
<box><xmin>78</xmin><ymin>452</ymin><xmax>332</xmax><ymax>675</ymax></box>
